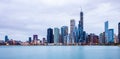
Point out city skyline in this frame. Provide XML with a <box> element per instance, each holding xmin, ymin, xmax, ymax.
<box><xmin>0</xmin><ymin>10</ymin><xmax>119</xmax><ymax>45</ymax></box>
<box><xmin>0</xmin><ymin>0</ymin><xmax>120</xmax><ymax>41</ymax></box>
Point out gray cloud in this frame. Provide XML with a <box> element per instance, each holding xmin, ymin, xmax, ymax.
<box><xmin>0</xmin><ymin>0</ymin><xmax>120</xmax><ymax>41</ymax></box>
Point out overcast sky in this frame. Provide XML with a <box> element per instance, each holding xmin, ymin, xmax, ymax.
<box><xmin>0</xmin><ymin>0</ymin><xmax>120</xmax><ymax>41</ymax></box>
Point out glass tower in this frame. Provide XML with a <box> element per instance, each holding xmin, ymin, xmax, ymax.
<box><xmin>54</xmin><ymin>27</ymin><xmax>60</xmax><ymax>44</ymax></box>
<box><xmin>78</xmin><ymin>10</ymin><xmax>84</xmax><ymax>43</ymax></box>
<box><xmin>105</xmin><ymin>21</ymin><xmax>109</xmax><ymax>43</ymax></box>
<box><xmin>61</xmin><ymin>26</ymin><xmax>68</xmax><ymax>44</ymax></box>
<box><xmin>47</xmin><ymin>28</ymin><xmax>54</xmax><ymax>43</ymax></box>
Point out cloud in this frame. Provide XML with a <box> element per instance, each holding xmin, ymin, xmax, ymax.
<box><xmin>0</xmin><ymin>0</ymin><xmax>120</xmax><ymax>41</ymax></box>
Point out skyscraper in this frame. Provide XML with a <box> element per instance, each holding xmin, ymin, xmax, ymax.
<box><xmin>54</xmin><ymin>27</ymin><xmax>60</xmax><ymax>44</ymax></box>
<box><xmin>28</xmin><ymin>37</ymin><xmax>32</xmax><ymax>43</ymax></box>
<box><xmin>118</xmin><ymin>22</ymin><xmax>120</xmax><ymax>43</ymax></box>
<box><xmin>105</xmin><ymin>21</ymin><xmax>114</xmax><ymax>44</ymax></box>
<box><xmin>47</xmin><ymin>28</ymin><xmax>54</xmax><ymax>43</ymax></box>
<box><xmin>61</xmin><ymin>26</ymin><xmax>68</xmax><ymax>44</ymax></box>
<box><xmin>78</xmin><ymin>10</ymin><xmax>84</xmax><ymax>43</ymax></box>
<box><xmin>70</xmin><ymin>19</ymin><xmax>75</xmax><ymax>44</ymax></box>
<box><xmin>33</xmin><ymin>35</ymin><xmax>38</xmax><ymax>41</ymax></box>
<box><xmin>5</xmin><ymin>35</ymin><xmax>9</xmax><ymax>42</ymax></box>
<box><xmin>99</xmin><ymin>32</ymin><xmax>106</xmax><ymax>44</ymax></box>
<box><xmin>33</xmin><ymin>35</ymin><xmax>38</xmax><ymax>45</ymax></box>
<box><xmin>108</xmin><ymin>29</ymin><xmax>114</xmax><ymax>43</ymax></box>
<box><xmin>105</xmin><ymin>21</ymin><xmax>109</xmax><ymax>43</ymax></box>
<box><xmin>74</xmin><ymin>26</ymin><xmax>78</xmax><ymax>43</ymax></box>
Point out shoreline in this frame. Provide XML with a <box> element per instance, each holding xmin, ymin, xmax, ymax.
<box><xmin>0</xmin><ymin>45</ymin><xmax>120</xmax><ymax>46</ymax></box>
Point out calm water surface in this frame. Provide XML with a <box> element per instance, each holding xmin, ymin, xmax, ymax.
<box><xmin>0</xmin><ymin>46</ymin><xmax>120</xmax><ymax>59</ymax></box>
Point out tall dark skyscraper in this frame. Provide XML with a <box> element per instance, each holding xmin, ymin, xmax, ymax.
<box><xmin>5</xmin><ymin>35</ymin><xmax>9</xmax><ymax>42</ymax></box>
<box><xmin>118</xmin><ymin>22</ymin><xmax>120</xmax><ymax>43</ymax></box>
<box><xmin>80</xmin><ymin>10</ymin><xmax>83</xmax><ymax>30</ymax></box>
<box><xmin>78</xmin><ymin>9</ymin><xmax>84</xmax><ymax>43</ymax></box>
<box><xmin>47</xmin><ymin>28</ymin><xmax>54</xmax><ymax>43</ymax></box>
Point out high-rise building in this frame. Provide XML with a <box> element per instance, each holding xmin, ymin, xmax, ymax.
<box><xmin>105</xmin><ymin>21</ymin><xmax>114</xmax><ymax>44</ymax></box>
<box><xmin>78</xmin><ymin>10</ymin><xmax>84</xmax><ymax>43</ymax></box>
<box><xmin>33</xmin><ymin>35</ymin><xmax>38</xmax><ymax>41</ymax></box>
<box><xmin>83</xmin><ymin>31</ymin><xmax>86</xmax><ymax>43</ymax></box>
<box><xmin>28</xmin><ymin>37</ymin><xmax>32</xmax><ymax>43</ymax></box>
<box><xmin>54</xmin><ymin>27</ymin><xmax>60</xmax><ymax>44</ymax></box>
<box><xmin>108</xmin><ymin>29</ymin><xmax>114</xmax><ymax>43</ymax></box>
<box><xmin>33</xmin><ymin>35</ymin><xmax>38</xmax><ymax>45</ymax></box>
<box><xmin>5</xmin><ymin>35</ymin><xmax>9</xmax><ymax>42</ymax></box>
<box><xmin>99</xmin><ymin>32</ymin><xmax>106</xmax><ymax>44</ymax></box>
<box><xmin>70</xmin><ymin>19</ymin><xmax>76</xmax><ymax>44</ymax></box>
<box><xmin>105</xmin><ymin>21</ymin><xmax>109</xmax><ymax>43</ymax></box>
<box><xmin>118</xmin><ymin>22</ymin><xmax>120</xmax><ymax>43</ymax></box>
<box><xmin>114</xmin><ymin>34</ymin><xmax>118</xmax><ymax>43</ymax></box>
<box><xmin>74</xmin><ymin>26</ymin><xmax>78</xmax><ymax>43</ymax></box>
<box><xmin>61</xmin><ymin>26</ymin><xmax>68</xmax><ymax>44</ymax></box>
<box><xmin>99</xmin><ymin>33</ymin><xmax>103</xmax><ymax>44</ymax></box>
<box><xmin>47</xmin><ymin>28</ymin><xmax>54</xmax><ymax>43</ymax></box>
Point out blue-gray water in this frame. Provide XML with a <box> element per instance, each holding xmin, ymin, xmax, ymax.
<box><xmin>0</xmin><ymin>46</ymin><xmax>120</xmax><ymax>59</ymax></box>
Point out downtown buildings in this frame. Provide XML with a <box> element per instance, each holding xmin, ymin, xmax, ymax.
<box><xmin>104</xmin><ymin>21</ymin><xmax>114</xmax><ymax>44</ymax></box>
<box><xmin>0</xmin><ymin>11</ymin><xmax>120</xmax><ymax>46</ymax></box>
<box><xmin>46</xmin><ymin>10</ymin><xmax>87</xmax><ymax>45</ymax></box>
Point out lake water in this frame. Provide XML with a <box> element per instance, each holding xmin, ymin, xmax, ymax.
<box><xmin>0</xmin><ymin>46</ymin><xmax>120</xmax><ymax>59</ymax></box>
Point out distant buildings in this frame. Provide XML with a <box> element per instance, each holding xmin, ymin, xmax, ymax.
<box><xmin>108</xmin><ymin>29</ymin><xmax>114</xmax><ymax>43</ymax></box>
<box><xmin>28</xmin><ymin>37</ymin><xmax>32</xmax><ymax>43</ymax></box>
<box><xmin>33</xmin><ymin>35</ymin><xmax>38</xmax><ymax>41</ymax></box>
<box><xmin>99</xmin><ymin>32</ymin><xmax>105</xmax><ymax>44</ymax></box>
<box><xmin>78</xmin><ymin>10</ymin><xmax>84</xmax><ymax>43</ymax></box>
<box><xmin>61</xmin><ymin>26</ymin><xmax>68</xmax><ymax>44</ymax></box>
<box><xmin>1</xmin><ymin>11</ymin><xmax>120</xmax><ymax>46</ymax></box>
<box><xmin>5</xmin><ymin>35</ymin><xmax>9</xmax><ymax>42</ymax></box>
<box><xmin>74</xmin><ymin>26</ymin><xmax>78</xmax><ymax>43</ymax></box>
<box><xmin>87</xmin><ymin>33</ymin><xmax>99</xmax><ymax>45</ymax></box>
<box><xmin>104</xmin><ymin>21</ymin><xmax>114</xmax><ymax>44</ymax></box>
<box><xmin>114</xmin><ymin>34</ymin><xmax>118</xmax><ymax>44</ymax></box>
<box><xmin>105</xmin><ymin>21</ymin><xmax>109</xmax><ymax>43</ymax></box>
<box><xmin>70</xmin><ymin>19</ymin><xmax>76</xmax><ymax>44</ymax></box>
<box><xmin>47</xmin><ymin>28</ymin><xmax>54</xmax><ymax>43</ymax></box>
<box><xmin>33</xmin><ymin>35</ymin><xmax>39</xmax><ymax>45</ymax></box>
<box><xmin>118</xmin><ymin>22</ymin><xmax>120</xmax><ymax>43</ymax></box>
<box><xmin>54</xmin><ymin>28</ymin><xmax>60</xmax><ymax>44</ymax></box>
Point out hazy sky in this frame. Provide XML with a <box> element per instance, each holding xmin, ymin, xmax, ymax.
<box><xmin>0</xmin><ymin>0</ymin><xmax>120</xmax><ymax>41</ymax></box>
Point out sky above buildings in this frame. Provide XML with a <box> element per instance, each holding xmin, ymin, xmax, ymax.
<box><xmin>0</xmin><ymin>0</ymin><xmax>120</xmax><ymax>41</ymax></box>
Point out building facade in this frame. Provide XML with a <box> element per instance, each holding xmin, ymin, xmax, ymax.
<box><xmin>105</xmin><ymin>21</ymin><xmax>109</xmax><ymax>43</ymax></box>
<box><xmin>5</xmin><ymin>35</ymin><xmax>9</xmax><ymax>42</ymax></box>
<box><xmin>47</xmin><ymin>28</ymin><xmax>54</xmax><ymax>43</ymax></box>
<box><xmin>118</xmin><ymin>22</ymin><xmax>120</xmax><ymax>43</ymax></box>
<box><xmin>108</xmin><ymin>29</ymin><xmax>114</xmax><ymax>43</ymax></box>
<box><xmin>70</xmin><ymin>19</ymin><xmax>76</xmax><ymax>44</ymax></box>
<box><xmin>61</xmin><ymin>26</ymin><xmax>68</xmax><ymax>44</ymax></box>
<box><xmin>54</xmin><ymin>27</ymin><xmax>60</xmax><ymax>44</ymax></box>
<box><xmin>78</xmin><ymin>10</ymin><xmax>84</xmax><ymax>43</ymax></box>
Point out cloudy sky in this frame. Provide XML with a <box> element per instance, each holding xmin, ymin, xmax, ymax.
<box><xmin>0</xmin><ymin>0</ymin><xmax>120</xmax><ymax>41</ymax></box>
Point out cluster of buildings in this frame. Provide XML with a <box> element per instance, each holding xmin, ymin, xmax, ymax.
<box><xmin>0</xmin><ymin>10</ymin><xmax>120</xmax><ymax>46</ymax></box>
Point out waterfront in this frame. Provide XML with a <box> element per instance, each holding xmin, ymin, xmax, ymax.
<box><xmin>0</xmin><ymin>46</ymin><xmax>120</xmax><ymax>59</ymax></box>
